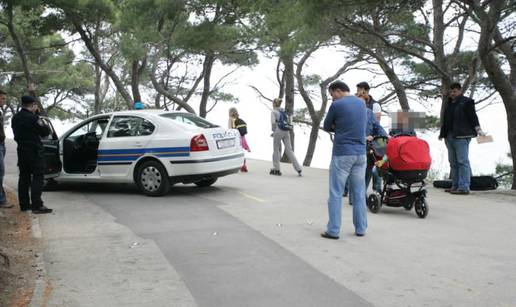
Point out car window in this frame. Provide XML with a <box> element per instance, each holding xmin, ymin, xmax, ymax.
<box><xmin>107</xmin><ymin>116</ymin><xmax>155</xmax><ymax>138</ymax></box>
<box><xmin>160</xmin><ymin>113</ymin><xmax>218</xmax><ymax>128</ymax></box>
<box><xmin>69</xmin><ymin>117</ymin><xmax>110</xmax><ymax>139</ymax></box>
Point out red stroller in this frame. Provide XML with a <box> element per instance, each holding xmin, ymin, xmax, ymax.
<box><xmin>367</xmin><ymin>135</ymin><xmax>431</xmax><ymax>218</ymax></box>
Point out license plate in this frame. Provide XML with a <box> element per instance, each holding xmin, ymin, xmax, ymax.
<box><xmin>216</xmin><ymin>138</ymin><xmax>235</xmax><ymax>149</ymax></box>
<box><xmin>217</xmin><ymin>139</ymin><xmax>235</xmax><ymax>149</ymax></box>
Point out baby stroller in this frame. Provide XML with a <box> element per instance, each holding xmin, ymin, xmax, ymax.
<box><xmin>366</xmin><ymin>135</ymin><xmax>431</xmax><ymax>218</ymax></box>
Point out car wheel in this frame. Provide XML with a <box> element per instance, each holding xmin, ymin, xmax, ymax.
<box><xmin>194</xmin><ymin>178</ymin><xmax>217</xmax><ymax>187</ymax></box>
<box><xmin>136</xmin><ymin>160</ymin><xmax>171</xmax><ymax>196</ymax></box>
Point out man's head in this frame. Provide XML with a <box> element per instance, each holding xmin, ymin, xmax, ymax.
<box><xmin>328</xmin><ymin>81</ymin><xmax>350</xmax><ymax>101</ymax></box>
<box><xmin>21</xmin><ymin>95</ymin><xmax>38</xmax><ymax>113</ymax></box>
<box><xmin>0</xmin><ymin>90</ymin><xmax>6</xmax><ymax>107</ymax></box>
<box><xmin>356</xmin><ymin>81</ymin><xmax>370</xmax><ymax>98</ymax></box>
<box><xmin>449</xmin><ymin>82</ymin><xmax>462</xmax><ymax>99</ymax></box>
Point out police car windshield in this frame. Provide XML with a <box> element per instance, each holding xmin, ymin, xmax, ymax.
<box><xmin>160</xmin><ymin>113</ymin><xmax>218</xmax><ymax>129</ymax></box>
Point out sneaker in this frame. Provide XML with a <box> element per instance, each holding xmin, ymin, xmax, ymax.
<box><xmin>450</xmin><ymin>189</ymin><xmax>469</xmax><ymax>195</ymax></box>
<box><xmin>240</xmin><ymin>165</ymin><xmax>248</xmax><ymax>172</ymax></box>
<box><xmin>444</xmin><ymin>188</ymin><xmax>457</xmax><ymax>193</ymax></box>
<box><xmin>297</xmin><ymin>170</ymin><xmax>302</xmax><ymax>177</ymax></box>
<box><xmin>0</xmin><ymin>202</ymin><xmax>13</xmax><ymax>209</ymax></box>
<box><xmin>320</xmin><ymin>232</ymin><xmax>339</xmax><ymax>240</ymax></box>
<box><xmin>269</xmin><ymin>169</ymin><xmax>282</xmax><ymax>176</ymax></box>
<box><xmin>32</xmin><ymin>205</ymin><xmax>53</xmax><ymax>214</ymax></box>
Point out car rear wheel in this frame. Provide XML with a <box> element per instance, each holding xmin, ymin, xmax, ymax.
<box><xmin>194</xmin><ymin>178</ymin><xmax>217</xmax><ymax>187</ymax></box>
<box><xmin>136</xmin><ymin>160</ymin><xmax>171</xmax><ymax>196</ymax></box>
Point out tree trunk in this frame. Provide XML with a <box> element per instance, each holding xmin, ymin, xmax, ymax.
<box><xmin>199</xmin><ymin>53</ymin><xmax>215</xmax><ymax>118</ymax></box>
<box><xmin>281</xmin><ymin>54</ymin><xmax>295</xmax><ymax>162</ymax></box>
<box><xmin>70</xmin><ymin>17</ymin><xmax>134</xmax><ymax>109</ymax></box>
<box><xmin>470</xmin><ymin>0</ymin><xmax>516</xmax><ymax>189</ymax></box>
<box><xmin>276</xmin><ymin>58</ymin><xmax>285</xmax><ymax>99</ymax></box>
<box><xmin>131</xmin><ymin>60</ymin><xmax>142</xmax><ymax>105</ymax></box>
<box><xmin>5</xmin><ymin>3</ymin><xmax>45</xmax><ymax>114</ymax></box>
<box><xmin>369</xmin><ymin>50</ymin><xmax>410</xmax><ymax>110</ymax></box>
<box><xmin>149</xmin><ymin>63</ymin><xmax>196</xmax><ymax>114</ymax></box>
<box><xmin>94</xmin><ymin>63</ymin><xmax>102</xmax><ymax>114</ymax></box>
<box><xmin>303</xmin><ymin>120</ymin><xmax>321</xmax><ymax>166</ymax></box>
<box><xmin>506</xmin><ymin>108</ymin><xmax>516</xmax><ymax>189</ymax></box>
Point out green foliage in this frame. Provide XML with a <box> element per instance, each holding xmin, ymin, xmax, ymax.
<box><xmin>424</xmin><ymin>115</ymin><xmax>440</xmax><ymax>130</ymax></box>
<box><xmin>302</xmin><ymin>74</ymin><xmax>322</xmax><ymax>87</ymax></box>
<box><xmin>495</xmin><ymin>161</ymin><xmax>514</xmax><ymax>189</ymax></box>
<box><xmin>0</xmin><ymin>2</ymin><xmax>95</xmax><ymax>118</ymax></box>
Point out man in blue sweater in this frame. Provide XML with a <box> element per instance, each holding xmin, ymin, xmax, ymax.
<box><xmin>322</xmin><ymin>81</ymin><xmax>367</xmax><ymax>239</ymax></box>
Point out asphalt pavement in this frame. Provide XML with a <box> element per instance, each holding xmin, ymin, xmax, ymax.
<box><xmin>4</xmin><ymin>140</ymin><xmax>516</xmax><ymax>307</ymax></box>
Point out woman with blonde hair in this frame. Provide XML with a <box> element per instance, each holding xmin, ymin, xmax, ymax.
<box><xmin>228</xmin><ymin>107</ymin><xmax>250</xmax><ymax>172</ymax></box>
<box><xmin>270</xmin><ymin>98</ymin><xmax>302</xmax><ymax>176</ymax></box>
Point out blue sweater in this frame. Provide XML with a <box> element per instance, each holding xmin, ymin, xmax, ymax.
<box><xmin>323</xmin><ymin>96</ymin><xmax>367</xmax><ymax>156</ymax></box>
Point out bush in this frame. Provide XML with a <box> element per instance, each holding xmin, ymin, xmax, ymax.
<box><xmin>495</xmin><ymin>163</ymin><xmax>513</xmax><ymax>189</ymax></box>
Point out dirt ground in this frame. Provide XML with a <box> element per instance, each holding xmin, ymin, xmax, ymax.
<box><xmin>0</xmin><ymin>190</ymin><xmax>39</xmax><ymax>307</ymax></box>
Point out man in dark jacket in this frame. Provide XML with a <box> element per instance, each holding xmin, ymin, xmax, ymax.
<box><xmin>439</xmin><ymin>82</ymin><xmax>484</xmax><ymax>195</ymax></box>
<box><xmin>12</xmin><ymin>95</ymin><xmax>53</xmax><ymax>213</ymax></box>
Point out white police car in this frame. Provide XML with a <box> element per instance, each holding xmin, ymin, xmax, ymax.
<box><xmin>42</xmin><ymin>110</ymin><xmax>244</xmax><ymax>196</ymax></box>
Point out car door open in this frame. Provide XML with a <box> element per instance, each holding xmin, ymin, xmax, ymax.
<box><xmin>40</xmin><ymin>117</ymin><xmax>62</xmax><ymax>178</ymax></box>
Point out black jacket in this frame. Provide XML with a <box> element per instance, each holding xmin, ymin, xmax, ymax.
<box><xmin>439</xmin><ymin>95</ymin><xmax>480</xmax><ymax>139</ymax></box>
<box><xmin>12</xmin><ymin>108</ymin><xmax>50</xmax><ymax>152</ymax></box>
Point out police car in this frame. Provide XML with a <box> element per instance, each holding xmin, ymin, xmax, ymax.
<box><xmin>42</xmin><ymin>110</ymin><xmax>244</xmax><ymax>196</ymax></box>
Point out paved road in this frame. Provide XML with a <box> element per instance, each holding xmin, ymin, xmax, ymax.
<box><xmin>4</xmin><ymin>140</ymin><xmax>516</xmax><ymax>306</ymax></box>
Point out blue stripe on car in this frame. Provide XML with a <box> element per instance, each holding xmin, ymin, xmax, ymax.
<box><xmin>97</xmin><ymin>147</ymin><xmax>190</xmax><ymax>162</ymax></box>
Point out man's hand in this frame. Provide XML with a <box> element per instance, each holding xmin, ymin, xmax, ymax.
<box><xmin>366</xmin><ymin>135</ymin><xmax>373</xmax><ymax>141</ymax></box>
<box><xmin>475</xmin><ymin>126</ymin><xmax>486</xmax><ymax>136</ymax></box>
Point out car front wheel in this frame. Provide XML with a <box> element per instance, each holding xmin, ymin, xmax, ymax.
<box><xmin>136</xmin><ymin>160</ymin><xmax>171</xmax><ymax>196</ymax></box>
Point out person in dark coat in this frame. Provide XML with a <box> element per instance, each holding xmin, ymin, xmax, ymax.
<box><xmin>11</xmin><ymin>95</ymin><xmax>53</xmax><ymax>213</ymax></box>
<box><xmin>439</xmin><ymin>82</ymin><xmax>484</xmax><ymax>195</ymax></box>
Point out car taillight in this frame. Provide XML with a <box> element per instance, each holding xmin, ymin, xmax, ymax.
<box><xmin>190</xmin><ymin>134</ymin><xmax>209</xmax><ymax>151</ymax></box>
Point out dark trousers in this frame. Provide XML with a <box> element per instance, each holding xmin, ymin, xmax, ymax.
<box><xmin>17</xmin><ymin>149</ymin><xmax>45</xmax><ymax>210</ymax></box>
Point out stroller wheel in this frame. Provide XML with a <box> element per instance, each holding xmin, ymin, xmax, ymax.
<box><xmin>367</xmin><ymin>193</ymin><xmax>382</xmax><ymax>214</ymax></box>
<box><xmin>414</xmin><ymin>197</ymin><xmax>429</xmax><ymax>218</ymax></box>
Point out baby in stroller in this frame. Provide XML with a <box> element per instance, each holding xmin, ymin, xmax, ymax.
<box><xmin>367</xmin><ymin>135</ymin><xmax>431</xmax><ymax>218</ymax></box>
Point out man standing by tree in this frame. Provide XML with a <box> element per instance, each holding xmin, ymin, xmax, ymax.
<box><xmin>357</xmin><ymin>82</ymin><xmax>383</xmax><ymax>193</ymax></box>
<box><xmin>0</xmin><ymin>90</ymin><xmax>13</xmax><ymax>209</ymax></box>
<box><xmin>12</xmin><ymin>95</ymin><xmax>53</xmax><ymax>213</ymax></box>
<box><xmin>439</xmin><ymin>82</ymin><xmax>484</xmax><ymax>195</ymax></box>
<box><xmin>321</xmin><ymin>81</ymin><xmax>367</xmax><ymax>239</ymax></box>
<box><xmin>356</xmin><ymin>82</ymin><xmax>381</xmax><ymax>121</ymax></box>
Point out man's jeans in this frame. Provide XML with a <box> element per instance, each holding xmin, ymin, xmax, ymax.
<box><xmin>0</xmin><ymin>143</ymin><xmax>6</xmax><ymax>204</ymax></box>
<box><xmin>445</xmin><ymin>136</ymin><xmax>471</xmax><ymax>191</ymax></box>
<box><xmin>327</xmin><ymin>155</ymin><xmax>367</xmax><ymax>236</ymax></box>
